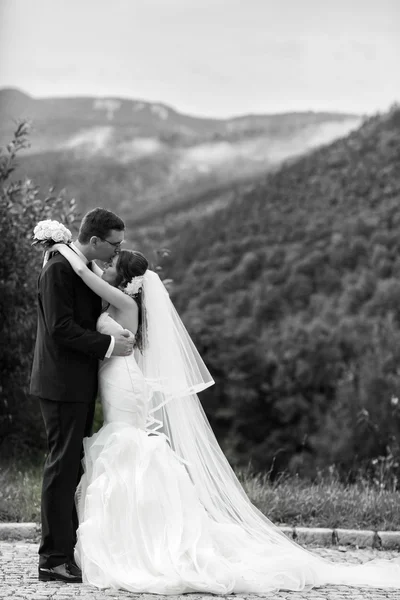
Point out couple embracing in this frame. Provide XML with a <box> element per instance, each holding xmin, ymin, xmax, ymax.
<box><xmin>30</xmin><ymin>208</ymin><xmax>400</xmax><ymax>593</ymax></box>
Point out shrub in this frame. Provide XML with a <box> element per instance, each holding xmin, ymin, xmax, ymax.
<box><xmin>0</xmin><ymin>123</ymin><xmax>79</xmax><ymax>457</ymax></box>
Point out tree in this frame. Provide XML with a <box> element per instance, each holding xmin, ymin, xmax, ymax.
<box><xmin>0</xmin><ymin>123</ymin><xmax>79</xmax><ymax>457</ymax></box>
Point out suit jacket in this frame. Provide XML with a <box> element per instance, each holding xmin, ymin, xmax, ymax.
<box><xmin>30</xmin><ymin>253</ymin><xmax>111</xmax><ymax>403</ymax></box>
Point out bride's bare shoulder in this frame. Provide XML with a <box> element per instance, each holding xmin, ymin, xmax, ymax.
<box><xmin>108</xmin><ymin>301</ymin><xmax>138</xmax><ymax>332</ymax></box>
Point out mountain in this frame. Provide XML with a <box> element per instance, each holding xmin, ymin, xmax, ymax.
<box><xmin>0</xmin><ymin>88</ymin><xmax>362</xmax><ymax>218</ymax></box>
<box><xmin>3</xmin><ymin>88</ymin><xmax>399</xmax><ymax>476</ymax></box>
<box><xmin>132</xmin><ymin>107</ymin><xmax>400</xmax><ymax>281</ymax></box>
<box><xmin>128</xmin><ymin>107</ymin><xmax>400</xmax><ymax>476</ymax></box>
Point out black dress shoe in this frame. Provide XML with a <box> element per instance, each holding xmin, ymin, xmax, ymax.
<box><xmin>38</xmin><ymin>562</ymin><xmax>82</xmax><ymax>583</ymax></box>
<box><xmin>67</xmin><ymin>561</ymin><xmax>82</xmax><ymax>578</ymax></box>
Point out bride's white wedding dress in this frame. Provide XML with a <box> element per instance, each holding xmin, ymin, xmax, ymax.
<box><xmin>74</xmin><ymin>312</ymin><xmax>400</xmax><ymax>594</ymax></box>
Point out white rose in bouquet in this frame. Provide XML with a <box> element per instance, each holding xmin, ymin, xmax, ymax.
<box><xmin>52</xmin><ymin>230</ymin><xmax>65</xmax><ymax>243</ymax></box>
<box><xmin>35</xmin><ymin>228</ymin><xmax>47</xmax><ymax>241</ymax></box>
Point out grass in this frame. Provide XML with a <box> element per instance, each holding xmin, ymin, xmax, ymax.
<box><xmin>0</xmin><ymin>461</ymin><xmax>42</xmax><ymax>523</ymax></box>
<box><xmin>239</xmin><ymin>470</ymin><xmax>400</xmax><ymax>532</ymax></box>
<box><xmin>1</xmin><ymin>460</ymin><xmax>399</xmax><ymax>531</ymax></box>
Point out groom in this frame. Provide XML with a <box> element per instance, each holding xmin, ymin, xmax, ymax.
<box><xmin>30</xmin><ymin>207</ymin><xmax>135</xmax><ymax>583</ymax></box>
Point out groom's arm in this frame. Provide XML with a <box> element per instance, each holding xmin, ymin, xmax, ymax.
<box><xmin>40</xmin><ymin>260</ymin><xmax>111</xmax><ymax>359</ymax></box>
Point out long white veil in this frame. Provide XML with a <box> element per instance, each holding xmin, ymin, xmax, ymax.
<box><xmin>135</xmin><ymin>270</ymin><xmax>400</xmax><ymax>590</ymax></box>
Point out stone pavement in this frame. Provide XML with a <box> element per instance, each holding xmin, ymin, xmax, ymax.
<box><xmin>3</xmin><ymin>524</ymin><xmax>400</xmax><ymax>549</ymax></box>
<box><xmin>1</xmin><ymin>542</ymin><xmax>400</xmax><ymax>600</ymax></box>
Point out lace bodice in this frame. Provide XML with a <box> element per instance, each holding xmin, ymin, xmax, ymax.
<box><xmin>96</xmin><ymin>311</ymin><xmax>148</xmax><ymax>428</ymax></box>
<box><xmin>96</xmin><ymin>312</ymin><xmax>124</xmax><ymax>336</ymax></box>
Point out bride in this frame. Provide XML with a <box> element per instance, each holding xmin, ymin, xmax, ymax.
<box><xmin>52</xmin><ymin>243</ymin><xmax>400</xmax><ymax>593</ymax></box>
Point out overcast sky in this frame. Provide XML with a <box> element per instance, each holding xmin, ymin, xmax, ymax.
<box><xmin>0</xmin><ymin>0</ymin><xmax>398</xmax><ymax>117</ymax></box>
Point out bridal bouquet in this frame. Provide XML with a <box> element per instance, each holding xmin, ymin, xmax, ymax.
<box><xmin>32</xmin><ymin>219</ymin><xmax>72</xmax><ymax>249</ymax></box>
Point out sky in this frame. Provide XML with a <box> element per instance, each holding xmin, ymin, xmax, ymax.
<box><xmin>0</xmin><ymin>0</ymin><xmax>399</xmax><ymax>117</ymax></box>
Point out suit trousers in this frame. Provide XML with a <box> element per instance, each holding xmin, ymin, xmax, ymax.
<box><xmin>38</xmin><ymin>397</ymin><xmax>96</xmax><ymax>568</ymax></box>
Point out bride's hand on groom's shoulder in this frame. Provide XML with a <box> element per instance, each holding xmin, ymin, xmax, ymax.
<box><xmin>51</xmin><ymin>242</ymin><xmax>67</xmax><ymax>254</ymax></box>
<box><xmin>112</xmin><ymin>329</ymin><xmax>135</xmax><ymax>356</ymax></box>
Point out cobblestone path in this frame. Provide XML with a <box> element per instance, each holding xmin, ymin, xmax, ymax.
<box><xmin>1</xmin><ymin>542</ymin><xmax>399</xmax><ymax>599</ymax></box>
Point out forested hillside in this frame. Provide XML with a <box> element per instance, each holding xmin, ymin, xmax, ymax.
<box><xmin>1</xmin><ymin>107</ymin><xmax>400</xmax><ymax>484</ymax></box>
<box><xmin>0</xmin><ymin>88</ymin><xmax>361</xmax><ymax>219</ymax></box>
<box><xmin>129</xmin><ymin>107</ymin><xmax>400</xmax><ymax>478</ymax></box>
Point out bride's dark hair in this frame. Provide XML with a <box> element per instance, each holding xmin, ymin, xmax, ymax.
<box><xmin>115</xmin><ymin>250</ymin><xmax>148</xmax><ymax>351</ymax></box>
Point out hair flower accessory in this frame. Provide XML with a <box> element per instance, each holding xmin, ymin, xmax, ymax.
<box><xmin>124</xmin><ymin>275</ymin><xmax>144</xmax><ymax>297</ymax></box>
<box><xmin>32</xmin><ymin>219</ymin><xmax>72</xmax><ymax>248</ymax></box>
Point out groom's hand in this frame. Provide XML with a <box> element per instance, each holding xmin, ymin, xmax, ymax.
<box><xmin>112</xmin><ymin>330</ymin><xmax>135</xmax><ymax>356</ymax></box>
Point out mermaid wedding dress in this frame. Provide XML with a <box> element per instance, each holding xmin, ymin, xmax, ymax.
<box><xmin>74</xmin><ymin>311</ymin><xmax>400</xmax><ymax>594</ymax></box>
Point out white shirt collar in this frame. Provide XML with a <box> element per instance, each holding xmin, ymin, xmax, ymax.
<box><xmin>70</xmin><ymin>242</ymin><xmax>89</xmax><ymax>265</ymax></box>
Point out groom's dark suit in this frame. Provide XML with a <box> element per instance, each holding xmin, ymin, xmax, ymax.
<box><xmin>30</xmin><ymin>253</ymin><xmax>111</xmax><ymax>568</ymax></box>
